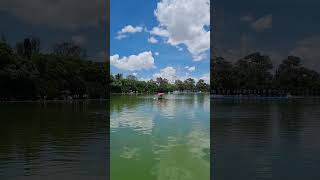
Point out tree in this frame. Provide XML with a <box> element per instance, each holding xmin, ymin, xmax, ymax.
<box><xmin>16</xmin><ymin>37</ymin><xmax>41</xmax><ymax>58</ymax></box>
<box><xmin>30</xmin><ymin>37</ymin><xmax>40</xmax><ymax>54</ymax></box>
<box><xmin>1</xmin><ymin>37</ymin><xmax>109</xmax><ymax>100</ymax></box>
<box><xmin>53</xmin><ymin>42</ymin><xmax>86</xmax><ymax>58</ymax></box>
<box><xmin>23</xmin><ymin>38</ymin><xmax>32</xmax><ymax>59</ymax></box>
<box><xmin>127</xmin><ymin>75</ymin><xmax>137</xmax><ymax>80</ymax></box>
<box><xmin>196</xmin><ymin>79</ymin><xmax>209</xmax><ymax>92</ymax></box>
<box><xmin>233</xmin><ymin>52</ymin><xmax>273</xmax><ymax>89</ymax></box>
<box><xmin>210</xmin><ymin>52</ymin><xmax>320</xmax><ymax>96</ymax></box>
<box><xmin>156</xmin><ymin>77</ymin><xmax>170</xmax><ymax>92</ymax></box>
<box><xmin>184</xmin><ymin>78</ymin><xmax>196</xmax><ymax>92</ymax></box>
<box><xmin>115</xmin><ymin>73</ymin><xmax>123</xmax><ymax>80</ymax></box>
<box><xmin>275</xmin><ymin>56</ymin><xmax>320</xmax><ymax>94</ymax></box>
<box><xmin>175</xmin><ymin>80</ymin><xmax>185</xmax><ymax>92</ymax></box>
<box><xmin>16</xmin><ymin>42</ymin><xmax>24</xmax><ymax>57</ymax></box>
<box><xmin>0</xmin><ymin>41</ymin><xmax>14</xmax><ymax>67</ymax></box>
<box><xmin>211</xmin><ymin>57</ymin><xmax>234</xmax><ymax>91</ymax></box>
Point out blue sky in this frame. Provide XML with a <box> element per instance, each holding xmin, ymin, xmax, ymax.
<box><xmin>110</xmin><ymin>0</ymin><xmax>210</xmax><ymax>83</ymax></box>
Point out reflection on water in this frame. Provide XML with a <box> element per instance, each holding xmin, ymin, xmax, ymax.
<box><xmin>111</xmin><ymin>95</ymin><xmax>210</xmax><ymax>180</ymax></box>
<box><xmin>0</xmin><ymin>101</ymin><xmax>108</xmax><ymax>180</ymax></box>
<box><xmin>212</xmin><ymin>99</ymin><xmax>320</xmax><ymax>180</ymax></box>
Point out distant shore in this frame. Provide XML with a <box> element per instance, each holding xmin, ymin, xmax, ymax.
<box><xmin>210</xmin><ymin>94</ymin><xmax>320</xmax><ymax>99</ymax></box>
<box><xmin>111</xmin><ymin>92</ymin><xmax>210</xmax><ymax>95</ymax></box>
<box><xmin>0</xmin><ymin>98</ymin><xmax>109</xmax><ymax>103</ymax></box>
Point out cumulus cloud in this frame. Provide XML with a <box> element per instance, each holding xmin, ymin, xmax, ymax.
<box><xmin>71</xmin><ymin>35</ymin><xmax>86</xmax><ymax>45</ymax></box>
<box><xmin>110</xmin><ymin>51</ymin><xmax>156</xmax><ymax>71</ymax></box>
<box><xmin>92</xmin><ymin>51</ymin><xmax>108</xmax><ymax>62</ymax></box>
<box><xmin>153</xmin><ymin>66</ymin><xmax>178</xmax><ymax>83</ymax></box>
<box><xmin>147</xmin><ymin>36</ymin><xmax>159</xmax><ymax>43</ymax></box>
<box><xmin>240</xmin><ymin>15</ymin><xmax>254</xmax><ymax>22</ymax></box>
<box><xmin>149</xmin><ymin>27</ymin><xmax>170</xmax><ymax>37</ymax></box>
<box><xmin>251</xmin><ymin>14</ymin><xmax>272</xmax><ymax>32</ymax></box>
<box><xmin>199</xmin><ymin>73</ymin><xmax>210</xmax><ymax>84</ymax></box>
<box><xmin>153</xmin><ymin>66</ymin><xmax>209</xmax><ymax>84</ymax></box>
<box><xmin>151</xmin><ymin>0</ymin><xmax>210</xmax><ymax>61</ymax></box>
<box><xmin>290</xmin><ymin>36</ymin><xmax>320</xmax><ymax>70</ymax></box>
<box><xmin>116</xmin><ymin>25</ymin><xmax>143</xmax><ymax>40</ymax></box>
<box><xmin>118</xmin><ymin>25</ymin><xmax>143</xmax><ymax>34</ymax></box>
<box><xmin>155</xmin><ymin>52</ymin><xmax>160</xmax><ymax>56</ymax></box>
<box><xmin>185</xmin><ymin>66</ymin><xmax>196</xmax><ymax>72</ymax></box>
<box><xmin>111</xmin><ymin>112</ymin><xmax>154</xmax><ymax>135</ymax></box>
<box><xmin>0</xmin><ymin>0</ymin><xmax>105</xmax><ymax>29</ymax></box>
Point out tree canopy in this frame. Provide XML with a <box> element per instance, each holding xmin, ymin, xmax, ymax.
<box><xmin>0</xmin><ymin>38</ymin><xmax>108</xmax><ymax>101</ymax></box>
<box><xmin>110</xmin><ymin>74</ymin><xmax>209</xmax><ymax>94</ymax></box>
<box><xmin>211</xmin><ymin>52</ymin><xmax>320</xmax><ymax>96</ymax></box>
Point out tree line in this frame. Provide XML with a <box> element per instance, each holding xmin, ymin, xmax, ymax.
<box><xmin>110</xmin><ymin>74</ymin><xmax>210</xmax><ymax>94</ymax></box>
<box><xmin>0</xmin><ymin>37</ymin><xmax>109</xmax><ymax>101</ymax></box>
<box><xmin>211</xmin><ymin>52</ymin><xmax>320</xmax><ymax>96</ymax></box>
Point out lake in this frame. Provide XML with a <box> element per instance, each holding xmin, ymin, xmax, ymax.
<box><xmin>0</xmin><ymin>101</ymin><xmax>109</xmax><ymax>180</ymax></box>
<box><xmin>4</xmin><ymin>96</ymin><xmax>317</xmax><ymax>179</ymax></box>
<box><xmin>110</xmin><ymin>94</ymin><xmax>210</xmax><ymax>180</ymax></box>
<box><xmin>212</xmin><ymin>98</ymin><xmax>320</xmax><ymax>180</ymax></box>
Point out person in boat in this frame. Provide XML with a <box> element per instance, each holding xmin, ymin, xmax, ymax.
<box><xmin>156</xmin><ymin>92</ymin><xmax>165</xmax><ymax>99</ymax></box>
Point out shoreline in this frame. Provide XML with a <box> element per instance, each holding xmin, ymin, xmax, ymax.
<box><xmin>0</xmin><ymin>93</ymin><xmax>212</xmax><ymax>103</ymax></box>
<box><xmin>0</xmin><ymin>98</ymin><xmax>110</xmax><ymax>103</ymax></box>
<box><xmin>210</xmin><ymin>95</ymin><xmax>320</xmax><ymax>99</ymax></box>
<box><xmin>111</xmin><ymin>92</ymin><xmax>210</xmax><ymax>95</ymax></box>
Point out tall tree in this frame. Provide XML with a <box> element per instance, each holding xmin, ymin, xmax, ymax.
<box><xmin>196</xmin><ymin>79</ymin><xmax>209</xmax><ymax>92</ymax></box>
<box><xmin>53</xmin><ymin>42</ymin><xmax>86</xmax><ymax>58</ymax></box>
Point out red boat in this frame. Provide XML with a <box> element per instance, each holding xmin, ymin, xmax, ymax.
<box><xmin>156</xmin><ymin>93</ymin><xmax>165</xmax><ymax>99</ymax></box>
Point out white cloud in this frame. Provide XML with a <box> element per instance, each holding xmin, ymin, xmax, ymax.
<box><xmin>111</xmin><ymin>112</ymin><xmax>154</xmax><ymax>135</ymax></box>
<box><xmin>0</xmin><ymin>0</ymin><xmax>105</xmax><ymax>29</ymax></box>
<box><xmin>240</xmin><ymin>15</ymin><xmax>254</xmax><ymax>22</ymax></box>
<box><xmin>93</xmin><ymin>51</ymin><xmax>108</xmax><ymax>62</ymax></box>
<box><xmin>110</xmin><ymin>51</ymin><xmax>156</xmax><ymax>71</ymax></box>
<box><xmin>180</xmin><ymin>72</ymin><xmax>209</xmax><ymax>84</ymax></box>
<box><xmin>185</xmin><ymin>66</ymin><xmax>196</xmax><ymax>72</ymax></box>
<box><xmin>153</xmin><ymin>66</ymin><xmax>178</xmax><ymax>83</ymax></box>
<box><xmin>155</xmin><ymin>52</ymin><xmax>160</xmax><ymax>56</ymax></box>
<box><xmin>147</xmin><ymin>36</ymin><xmax>159</xmax><ymax>43</ymax></box>
<box><xmin>149</xmin><ymin>27</ymin><xmax>170</xmax><ymax>37</ymax></box>
<box><xmin>153</xmin><ymin>66</ymin><xmax>209</xmax><ymax>84</ymax></box>
<box><xmin>132</xmin><ymin>73</ymin><xmax>138</xmax><ymax>76</ymax></box>
<box><xmin>199</xmin><ymin>73</ymin><xmax>210</xmax><ymax>84</ymax></box>
<box><xmin>152</xmin><ymin>0</ymin><xmax>210</xmax><ymax>61</ymax></box>
<box><xmin>116</xmin><ymin>25</ymin><xmax>143</xmax><ymax>39</ymax></box>
<box><xmin>115</xmin><ymin>34</ymin><xmax>127</xmax><ymax>40</ymax></box>
<box><xmin>290</xmin><ymin>36</ymin><xmax>320</xmax><ymax>70</ymax></box>
<box><xmin>71</xmin><ymin>35</ymin><xmax>86</xmax><ymax>45</ymax></box>
<box><xmin>251</xmin><ymin>14</ymin><xmax>272</xmax><ymax>32</ymax></box>
<box><xmin>119</xmin><ymin>25</ymin><xmax>143</xmax><ymax>34</ymax></box>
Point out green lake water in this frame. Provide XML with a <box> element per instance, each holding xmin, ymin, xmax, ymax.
<box><xmin>110</xmin><ymin>94</ymin><xmax>210</xmax><ymax>180</ymax></box>
<box><xmin>212</xmin><ymin>98</ymin><xmax>320</xmax><ymax>180</ymax></box>
<box><xmin>0</xmin><ymin>101</ymin><xmax>108</xmax><ymax>180</ymax></box>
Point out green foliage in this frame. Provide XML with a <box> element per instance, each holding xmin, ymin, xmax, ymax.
<box><xmin>110</xmin><ymin>75</ymin><xmax>209</xmax><ymax>94</ymax></box>
<box><xmin>53</xmin><ymin>42</ymin><xmax>86</xmax><ymax>59</ymax></box>
<box><xmin>211</xmin><ymin>52</ymin><xmax>320</xmax><ymax>96</ymax></box>
<box><xmin>15</xmin><ymin>37</ymin><xmax>41</xmax><ymax>59</ymax></box>
<box><xmin>0</xmin><ymin>40</ymin><xmax>108</xmax><ymax>100</ymax></box>
<box><xmin>0</xmin><ymin>42</ymin><xmax>15</xmax><ymax>67</ymax></box>
<box><xmin>196</xmin><ymin>79</ymin><xmax>210</xmax><ymax>92</ymax></box>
